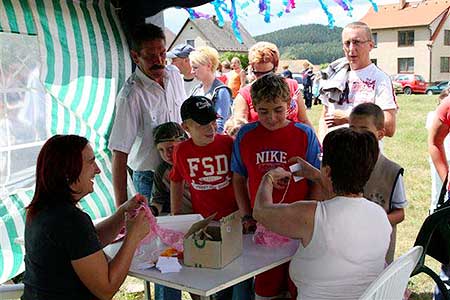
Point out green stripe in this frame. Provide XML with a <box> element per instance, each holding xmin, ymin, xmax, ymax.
<box><xmin>66</xmin><ymin>1</ymin><xmax>85</xmax><ymax>112</ymax></box>
<box><xmin>78</xmin><ymin>198</ymin><xmax>95</xmax><ymax>218</ymax></box>
<box><xmin>0</xmin><ymin>196</ymin><xmax>22</xmax><ymax>281</ymax></box>
<box><xmin>79</xmin><ymin>3</ymin><xmax>99</xmax><ymax>122</ymax></box>
<box><xmin>19</xmin><ymin>0</ymin><xmax>36</xmax><ymax>34</ymax></box>
<box><xmin>36</xmin><ymin>0</ymin><xmax>56</xmax><ymax>84</ymax></box>
<box><xmin>3</xmin><ymin>0</ymin><xmax>18</xmax><ymax>33</ymax></box>
<box><xmin>96</xmin><ymin>155</ymin><xmax>116</xmax><ymax>214</ymax></box>
<box><xmin>63</xmin><ymin>105</ymin><xmax>70</xmax><ymax>134</ymax></box>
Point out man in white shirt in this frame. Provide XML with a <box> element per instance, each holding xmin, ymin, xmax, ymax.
<box><xmin>318</xmin><ymin>21</ymin><xmax>397</xmax><ymax>141</ymax></box>
<box><xmin>109</xmin><ymin>23</ymin><xmax>186</xmax><ymax>208</ymax></box>
<box><xmin>167</xmin><ymin>43</ymin><xmax>198</xmax><ymax>95</ymax></box>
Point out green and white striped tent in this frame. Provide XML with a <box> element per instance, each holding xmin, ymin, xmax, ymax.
<box><xmin>0</xmin><ymin>0</ymin><xmax>132</xmax><ymax>283</ymax></box>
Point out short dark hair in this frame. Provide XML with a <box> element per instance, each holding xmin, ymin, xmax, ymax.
<box><xmin>153</xmin><ymin>122</ymin><xmax>188</xmax><ymax>145</ymax></box>
<box><xmin>350</xmin><ymin>103</ymin><xmax>385</xmax><ymax>130</ymax></box>
<box><xmin>322</xmin><ymin>128</ymin><xmax>379</xmax><ymax>195</ymax></box>
<box><xmin>251</xmin><ymin>73</ymin><xmax>290</xmax><ymax>107</ymax></box>
<box><xmin>130</xmin><ymin>23</ymin><xmax>165</xmax><ymax>51</ymax></box>
<box><xmin>27</xmin><ymin>135</ymin><xmax>89</xmax><ymax>220</ymax></box>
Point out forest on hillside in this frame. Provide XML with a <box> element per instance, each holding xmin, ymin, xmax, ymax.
<box><xmin>255</xmin><ymin>24</ymin><xmax>344</xmax><ymax>65</ymax></box>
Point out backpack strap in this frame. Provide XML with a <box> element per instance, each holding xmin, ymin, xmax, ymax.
<box><xmin>211</xmin><ymin>85</ymin><xmax>232</xmax><ymax>104</ymax></box>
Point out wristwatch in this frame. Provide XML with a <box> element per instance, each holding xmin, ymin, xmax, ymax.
<box><xmin>241</xmin><ymin>214</ymin><xmax>254</xmax><ymax>222</ymax></box>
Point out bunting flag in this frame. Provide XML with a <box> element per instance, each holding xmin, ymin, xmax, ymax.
<box><xmin>0</xmin><ymin>0</ymin><xmax>131</xmax><ymax>283</ymax></box>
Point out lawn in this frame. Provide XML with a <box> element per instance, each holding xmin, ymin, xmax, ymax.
<box><xmin>114</xmin><ymin>94</ymin><xmax>441</xmax><ymax>300</ymax></box>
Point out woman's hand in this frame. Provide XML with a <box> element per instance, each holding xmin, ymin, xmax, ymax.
<box><xmin>125</xmin><ymin>209</ymin><xmax>150</xmax><ymax>244</ymax></box>
<box><xmin>265</xmin><ymin>167</ymin><xmax>291</xmax><ymax>189</ymax></box>
<box><xmin>288</xmin><ymin>156</ymin><xmax>321</xmax><ymax>182</ymax></box>
<box><xmin>120</xmin><ymin>194</ymin><xmax>146</xmax><ymax>214</ymax></box>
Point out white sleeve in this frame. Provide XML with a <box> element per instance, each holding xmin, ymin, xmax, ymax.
<box><xmin>391</xmin><ymin>174</ymin><xmax>408</xmax><ymax>209</ymax></box>
<box><xmin>375</xmin><ymin>73</ymin><xmax>397</xmax><ymax>111</ymax></box>
<box><xmin>108</xmin><ymin>87</ymin><xmax>140</xmax><ymax>154</ymax></box>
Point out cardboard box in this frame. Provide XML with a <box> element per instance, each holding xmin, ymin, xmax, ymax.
<box><xmin>183</xmin><ymin>211</ymin><xmax>242</xmax><ymax>269</ymax></box>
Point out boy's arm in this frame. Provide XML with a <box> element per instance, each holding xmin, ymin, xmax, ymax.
<box><xmin>170</xmin><ymin>180</ymin><xmax>184</xmax><ymax>215</ymax></box>
<box><xmin>232</xmin><ymin>173</ymin><xmax>256</xmax><ymax>233</ymax></box>
<box><xmin>387</xmin><ymin>208</ymin><xmax>404</xmax><ymax>226</ymax></box>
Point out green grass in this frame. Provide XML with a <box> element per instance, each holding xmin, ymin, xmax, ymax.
<box><xmin>115</xmin><ymin>94</ymin><xmax>441</xmax><ymax>300</ymax></box>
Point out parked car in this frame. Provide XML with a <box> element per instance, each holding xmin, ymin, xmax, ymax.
<box><xmin>292</xmin><ymin>73</ymin><xmax>303</xmax><ymax>85</ymax></box>
<box><xmin>392</xmin><ymin>81</ymin><xmax>403</xmax><ymax>94</ymax></box>
<box><xmin>425</xmin><ymin>81</ymin><xmax>450</xmax><ymax>95</ymax></box>
<box><xmin>392</xmin><ymin>74</ymin><xmax>428</xmax><ymax>95</ymax></box>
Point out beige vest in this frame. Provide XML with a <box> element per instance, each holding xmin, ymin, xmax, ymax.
<box><xmin>364</xmin><ymin>154</ymin><xmax>403</xmax><ymax>264</ymax></box>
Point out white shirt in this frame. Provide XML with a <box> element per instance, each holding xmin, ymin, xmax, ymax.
<box><xmin>323</xmin><ymin>63</ymin><xmax>397</xmax><ymax>115</ymax></box>
<box><xmin>290</xmin><ymin>196</ymin><xmax>391</xmax><ymax>300</ymax></box>
<box><xmin>108</xmin><ymin>66</ymin><xmax>186</xmax><ymax>171</ymax></box>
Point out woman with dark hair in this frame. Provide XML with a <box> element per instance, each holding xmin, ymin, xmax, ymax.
<box><xmin>253</xmin><ymin>128</ymin><xmax>391</xmax><ymax>300</ymax></box>
<box><xmin>22</xmin><ymin>134</ymin><xmax>150</xmax><ymax>300</ymax></box>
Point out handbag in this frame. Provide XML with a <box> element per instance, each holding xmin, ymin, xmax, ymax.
<box><xmin>435</xmin><ymin>175</ymin><xmax>450</xmax><ymax>212</ymax></box>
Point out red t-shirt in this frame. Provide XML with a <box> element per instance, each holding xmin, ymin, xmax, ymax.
<box><xmin>231</xmin><ymin>122</ymin><xmax>321</xmax><ymax>207</ymax></box>
<box><xmin>238</xmin><ymin>78</ymin><xmax>299</xmax><ymax>122</ymax></box>
<box><xmin>437</xmin><ymin>95</ymin><xmax>450</xmax><ymax>126</ymax></box>
<box><xmin>170</xmin><ymin>134</ymin><xmax>238</xmax><ymax>220</ymax></box>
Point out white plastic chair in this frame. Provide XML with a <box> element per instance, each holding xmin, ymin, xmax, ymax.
<box><xmin>359</xmin><ymin>246</ymin><xmax>423</xmax><ymax>300</ymax></box>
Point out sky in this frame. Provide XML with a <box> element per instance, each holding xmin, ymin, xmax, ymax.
<box><xmin>164</xmin><ymin>0</ymin><xmax>396</xmax><ymax>36</ymax></box>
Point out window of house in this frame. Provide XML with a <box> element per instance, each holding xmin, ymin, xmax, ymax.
<box><xmin>445</xmin><ymin>30</ymin><xmax>450</xmax><ymax>46</ymax></box>
<box><xmin>186</xmin><ymin>39</ymin><xmax>195</xmax><ymax>47</ymax></box>
<box><xmin>398</xmin><ymin>58</ymin><xmax>414</xmax><ymax>73</ymax></box>
<box><xmin>372</xmin><ymin>32</ymin><xmax>378</xmax><ymax>48</ymax></box>
<box><xmin>398</xmin><ymin>30</ymin><xmax>414</xmax><ymax>47</ymax></box>
<box><xmin>441</xmin><ymin>57</ymin><xmax>450</xmax><ymax>73</ymax></box>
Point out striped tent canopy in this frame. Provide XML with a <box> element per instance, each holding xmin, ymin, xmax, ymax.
<box><xmin>0</xmin><ymin>0</ymin><xmax>131</xmax><ymax>283</ymax></box>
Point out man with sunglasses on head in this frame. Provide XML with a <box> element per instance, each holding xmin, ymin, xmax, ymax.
<box><xmin>318</xmin><ymin>21</ymin><xmax>397</xmax><ymax>142</ymax></box>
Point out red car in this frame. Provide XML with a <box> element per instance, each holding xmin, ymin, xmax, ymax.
<box><xmin>392</xmin><ymin>74</ymin><xmax>428</xmax><ymax>95</ymax></box>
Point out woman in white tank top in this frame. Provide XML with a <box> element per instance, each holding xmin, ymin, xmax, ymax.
<box><xmin>253</xmin><ymin>128</ymin><xmax>391</xmax><ymax>300</ymax></box>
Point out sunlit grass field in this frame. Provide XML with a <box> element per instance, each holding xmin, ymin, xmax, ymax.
<box><xmin>115</xmin><ymin>94</ymin><xmax>441</xmax><ymax>300</ymax></box>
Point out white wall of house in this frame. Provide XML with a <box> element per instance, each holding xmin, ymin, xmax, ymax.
<box><xmin>371</xmin><ymin>26</ymin><xmax>431</xmax><ymax>81</ymax></box>
<box><xmin>169</xmin><ymin>22</ymin><xmax>209</xmax><ymax>50</ymax></box>
<box><xmin>431</xmin><ymin>15</ymin><xmax>450</xmax><ymax>82</ymax></box>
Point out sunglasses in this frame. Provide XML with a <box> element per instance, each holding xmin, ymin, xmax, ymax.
<box><xmin>253</xmin><ymin>67</ymin><xmax>275</xmax><ymax>77</ymax></box>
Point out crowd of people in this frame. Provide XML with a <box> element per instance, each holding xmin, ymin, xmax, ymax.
<box><xmin>20</xmin><ymin>19</ymin><xmax>450</xmax><ymax>300</ymax></box>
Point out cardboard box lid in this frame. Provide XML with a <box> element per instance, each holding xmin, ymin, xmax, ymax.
<box><xmin>184</xmin><ymin>213</ymin><xmax>217</xmax><ymax>238</ymax></box>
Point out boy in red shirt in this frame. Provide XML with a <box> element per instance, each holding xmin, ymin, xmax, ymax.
<box><xmin>170</xmin><ymin>95</ymin><xmax>238</xmax><ymax>220</ymax></box>
<box><xmin>231</xmin><ymin>74</ymin><xmax>321</xmax><ymax>299</ymax></box>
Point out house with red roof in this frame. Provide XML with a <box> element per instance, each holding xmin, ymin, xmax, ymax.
<box><xmin>360</xmin><ymin>0</ymin><xmax>450</xmax><ymax>82</ymax></box>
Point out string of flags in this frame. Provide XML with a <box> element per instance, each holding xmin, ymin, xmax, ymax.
<box><xmin>182</xmin><ymin>0</ymin><xmax>379</xmax><ymax>43</ymax></box>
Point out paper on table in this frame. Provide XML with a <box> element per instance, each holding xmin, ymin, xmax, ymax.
<box><xmin>156</xmin><ymin>256</ymin><xmax>182</xmax><ymax>273</ymax></box>
<box><xmin>289</xmin><ymin>163</ymin><xmax>304</xmax><ymax>182</ymax></box>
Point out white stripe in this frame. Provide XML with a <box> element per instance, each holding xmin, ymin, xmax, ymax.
<box><xmin>0</xmin><ymin>219</ymin><xmax>14</xmax><ymax>283</ymax></box>
<box><xmin>10</xmin><ymin>1</ymin><xmax>28</xmax><ymax>34</ymax></box>
<box><xmin>96</xmin><ymin>151</ymin><xmax>115</xmax><ymax>215</ymax></box>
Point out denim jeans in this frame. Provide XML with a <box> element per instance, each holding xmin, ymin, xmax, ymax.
<box><xmin>434</xmin><ymin>264</ymin><xmax>450</xmax><ymax>300</ymax></box>
<box><xmin>132</xmin><ymin>170</ymin><xmax>154</xmax><ymax>202</ymax></box>
<box><xmin>154</xmin><ymin>284</ymin><xmax>181</xmax><ymax>300</ymax></box>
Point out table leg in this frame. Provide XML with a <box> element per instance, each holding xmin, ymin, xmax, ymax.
<box><xmin>143</xmin><ymin>280</ymin><xmax>151</xmax><ymax>300</ymax></box>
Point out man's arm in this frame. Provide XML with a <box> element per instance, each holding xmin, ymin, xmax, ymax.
<box><xmin>383</xmin><ymin>109</ymin><xmax>397</xmax><ymax>137</ymax></box>
<box><xmin>428</xmin><ymin>116</ymin><xmax>450</xmax><ymax>181</ymax></box>
<box><xmin>112</xmin><ymin>150</ymin><xmax>129</xmax><ymax>207</ymax></box>
<box><xmin>170</xmin><ymin>180</ymin><xmax>184</xmax><ymax>215</ymax></box>
<box><xmin>318</xmin><ymin>105</ymin><xmax>329</xmax><ymax>142</ymax></box>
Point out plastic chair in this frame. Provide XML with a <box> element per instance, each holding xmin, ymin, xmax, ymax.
<box><xmin>359</xmin><ymin>246</ymin><xmax>423</xmax><ymax>300</ymax></box>
<box><xmin>411</xmin><ymin>206</ymin><xmax>450</xmax><ymax>300</ymax></box>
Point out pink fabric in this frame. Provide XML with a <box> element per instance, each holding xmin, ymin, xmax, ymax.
<box><xmin>253</xmin><ymin>223</ymin><xmax>291</xmax><ymax>247</ymax></box>
<box><xmin>129</xmin><ymin>205</ymin><xmax>185</xmax><ymax>251</ymax></box>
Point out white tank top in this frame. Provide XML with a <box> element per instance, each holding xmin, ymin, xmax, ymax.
<box><xmin>289</xmin><ymin>196</ymin><xmax>391</xmax><ymax>300</ymax></box>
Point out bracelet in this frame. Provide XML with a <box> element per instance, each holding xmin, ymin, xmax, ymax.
<box><xmin>149</xmin><ymin>205</ymin><xmax>159</xmax><ymax>216</ymax></box>
<box><xmin>264</xmin><ymin>172</ymin><xmax>274</xmax><ymax>185</ymax></box>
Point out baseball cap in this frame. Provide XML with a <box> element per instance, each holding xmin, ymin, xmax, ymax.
<box><xmin>167</xmin><ymin>44</ymin><xmax>195</xmax><ymax>59</ymax></box>
<box><xmin>153</xmin><ymin>122</ymin><xmax>188</xmax><ymax>145</ymax></box>
<box><xmin>180</xmin><ymin>96</ymin><xmax>218</xmax><ymax>125</ymax></box>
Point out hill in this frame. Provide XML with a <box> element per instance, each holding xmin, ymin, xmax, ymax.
<box><xmin>255</xmin><ymin>24</ymin><xmax>343</xmax><ymax>65</ymax></box>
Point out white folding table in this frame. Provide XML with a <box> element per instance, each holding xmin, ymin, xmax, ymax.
<box><xmin>104</xmin><ymin>235</ymin><xmax>299</xmax><ymax>300</ymax></box>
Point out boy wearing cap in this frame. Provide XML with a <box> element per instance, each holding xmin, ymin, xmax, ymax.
<box><xmin>167</xmin><ymin>43</ymin><xmax>199</xmax><ymax>95</ymax></box>
<box><xmin>150</xmin><ymin>122</ymin><xmax>192</xmax><ymax>216</ymax></box>
<box><xmin>170</xmin><ymin>96</ymin><xmax>238</xmax><ymax>220</ymax></box>
<box><xmin>231</xmin><ymin>74</ymin><xmax>321</xmax><ymax>300</ymax></box>
<box><xmin>170</xmin><ymin>95</ymin><xmax>252</xmax><ymax>300</ymax></box>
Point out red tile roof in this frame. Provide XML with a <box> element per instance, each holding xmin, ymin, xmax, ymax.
<box><xmin>360</xmin><ymin>0</ymin><xmax>450</xmax><ymax>29</ymax></box>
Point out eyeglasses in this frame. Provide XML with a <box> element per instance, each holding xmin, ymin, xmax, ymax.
<box><xmin>343</xmin><ymin>39</ymin><xmax>370</xmax><ymax>49</ymax></box>
<box><xmin>253</xmin><ymin>67</ymin><xmax>275</xmax><ymax>77</ymax></box>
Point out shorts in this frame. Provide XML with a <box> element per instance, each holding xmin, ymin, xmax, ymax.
<box><xmin>255</xmin><ymin>262</ymin><xmax>297</xmax><ymax>299</ymax></box>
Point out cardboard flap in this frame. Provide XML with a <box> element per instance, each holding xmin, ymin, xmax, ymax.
<box><xmin>219</xmin><ymin>211</ymin><xmax>240</xmax><ymax>235</ymax></box>
<box><xmin>184</xmin><ymin>213</ymin><xmax>217</xmax><ymax>238</ymax></box>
